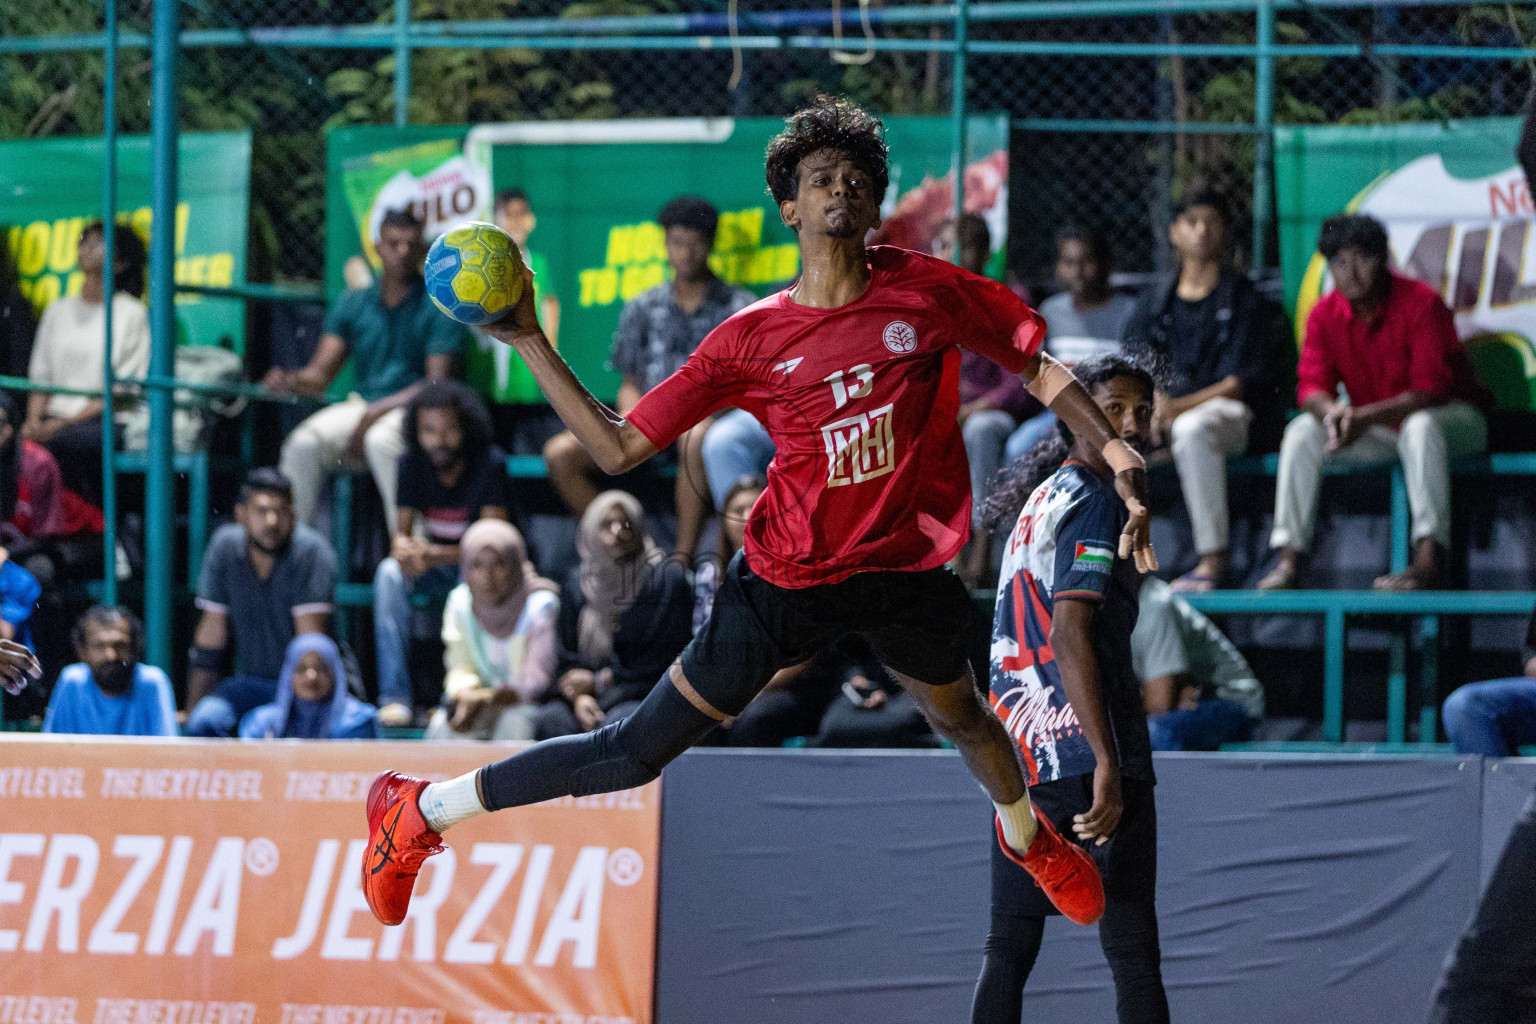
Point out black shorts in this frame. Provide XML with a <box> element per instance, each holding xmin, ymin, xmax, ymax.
<box><xmin>680</xmin><ymin>550</ymin><xmax>974</xmax><ymax>719</ymax></box>
<box><xmin>991</xmin><ymin>774</ymin><xmax>1158</xmax><ymax>918</ymax></box>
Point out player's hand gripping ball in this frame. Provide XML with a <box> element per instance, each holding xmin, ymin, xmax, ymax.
<box><xmin>424</xmin><ymin>221</ymin><xmax>526</xmax><ymax>326</ymax></box>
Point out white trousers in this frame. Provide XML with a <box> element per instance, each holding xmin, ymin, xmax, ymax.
<box><xmin>1269</xmin><ymin>401</ymin><xmax>1487</xmax><ymax>552</ymax></box>
<box><xmin>424</xmin><ymin>703</ymin><xmax>536</xmax><ymax>741</ymax></box>
<box><xmin>1169</xmin><ymin>397</ymin><xmax>1253</xmax><ymax>556</ymax></box>
<box><xmin>278</xmin><ymin>395</ymin><xmax>406</xmax><ymax>528</ymax></box>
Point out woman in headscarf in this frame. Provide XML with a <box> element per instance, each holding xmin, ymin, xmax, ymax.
<box><xmin>240</xmin><ymin>634</ymin><xmax>379</xmax><ymax>739</ymax></box>
<box><xmin>536</xmin><ymin>490</ymin><xmax>694</xmax><ymax>738</ymax></box>
<box><xmin>426</xmin><ymin>519</ymin><xmax>560</xmax><ymax>741</ymax></box>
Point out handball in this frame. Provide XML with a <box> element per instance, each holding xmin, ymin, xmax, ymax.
<box><xmin>423</xmin><ymin>221</ymin><xmax>525</xmax><ymax>326</ymax></box>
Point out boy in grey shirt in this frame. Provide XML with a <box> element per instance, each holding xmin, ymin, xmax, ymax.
<box><xmin>1005</xmin><ymin>226</ymin><xmax>1136</xmax><ymax>462</ymax></box>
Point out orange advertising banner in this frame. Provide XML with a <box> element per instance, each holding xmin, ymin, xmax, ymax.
<box><xmin>0</xmin><ymin>737</ymin><xmax>659</xmax><ymax>1024</ymax></box>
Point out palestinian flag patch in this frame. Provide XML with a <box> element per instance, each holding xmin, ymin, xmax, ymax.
<box><xmin>1072</xmin><ymin>541</ymin><xmax>1115</xmax><ymax>574</ymax></box>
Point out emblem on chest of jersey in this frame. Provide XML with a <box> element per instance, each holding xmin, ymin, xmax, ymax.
<box><xmin>882</xmin><ymin>320</ymin><xmax>917</xmax><ymax>354</ymax></box>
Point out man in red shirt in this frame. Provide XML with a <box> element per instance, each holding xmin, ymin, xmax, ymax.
<box><xmin>1259</xmin><ymin>214</ymin><xmax>1488</xmax><ymax>592</ymax></box>
<box><xmin>362</xmin><ymin>97</ymin><xmax>1157</xmax><ymax>935</ymax></box>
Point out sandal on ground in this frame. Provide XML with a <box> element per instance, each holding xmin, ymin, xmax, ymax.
<box><xmin>1255</xmin><ymin>563</ymin><xmax>1298</xmax><ymax>592</ymax></box>
<box><xmin>1373</xmin><ymin>566</ymin><xmax>1439</xmax><ymax>592</ymax></box>
<box><xmin>1170</xmin><ymin>569</ymin><xmax>1219</xmax><ymax>593</ymax></box>
<box><xmin>377</xmin><ymin>702</ymin><xmax>413</xmax><ymax>728</ymax></box>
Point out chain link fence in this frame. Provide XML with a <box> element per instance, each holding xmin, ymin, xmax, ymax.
<box><xmin>4</xmin><ymin>1</ymin><xmax>1531</xmax><ymax>285</ymax></box>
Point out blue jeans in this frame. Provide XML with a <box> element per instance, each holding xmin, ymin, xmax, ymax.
<box><xmin>1442</xmin><ymin>678</ymin><xmax>1536</xmax><ymax>755</ymax></box>
<box><xmin>962</xmin><ymin>411</ymin><xmax>1016</xmax><ymax>527</ymax></box>
<box><xmin>702</xmin><ymin>408</ymin><xmax>775</xmax><ymax>509</ymax></box>
<box><xmin>374</xmin><ymin>559</ymin><xmax>458</xmax><ymax>710</ymax></box>
<box><xmin>185</xmin><ymin>673</ymin><xmax>280</xmax><ymax>737</ymax></box>
<box><xmin>1147</xmin><ymin>698</ymin><xmax>1255</xmax><ymax>751</ymax></box>
<box><xmin>1004</xmin><ymin>410</ymin><xmax>1058</xmax><ymax>464</ymax></box>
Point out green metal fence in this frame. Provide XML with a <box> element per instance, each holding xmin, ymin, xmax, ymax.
<box><xmin>1</xmin><ymin>0</ymin><xmax>1533</xmax><ymax>671</ymax></box>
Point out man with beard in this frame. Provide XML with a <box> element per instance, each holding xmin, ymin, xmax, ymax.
<box><xmin>374</xmin><ymin>381</ymin><xmax>510</xmax><ymax>726</ymax></box>
<box><xmin>184</xmin><ymin>469</ymin><xmax>338</xmax><ymax>737</ymax></box>
<box><xmin>43</xmin><ymin>606</ymin><xmax>175</xmax><ymax>736</ymax></box>
<box><xmin>364</xmin><ymin>96</ymin><xmax>1159</xmax><ymax>940</ymax></box>
<box><xmin>267</xmin><ymin>208</ymin><xmax>468</xmax><ymax>530</ymax></box>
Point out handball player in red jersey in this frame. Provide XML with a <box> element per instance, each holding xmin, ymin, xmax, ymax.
<box><xmin>363</xmin><ymin>96</ymin><xmax>1157</xmax><ymax>931</ymax></box>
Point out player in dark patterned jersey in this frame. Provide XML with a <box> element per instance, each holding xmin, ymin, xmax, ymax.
<box><xmin>973</xmin><ymin>355</ymin><xmax>1167</xmax><ymax>1023</ymax></box>
<box><xmin>362</xmin><ymin>97</ymin><xmax>1159</xmax><ymax>936</ymax></box>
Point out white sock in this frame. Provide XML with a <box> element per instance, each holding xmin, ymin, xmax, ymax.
<box><xmin>993</xmin><ymin>794</ymin><xmax>1038</xmax><ymax>853</ymax></box>
<box><xmin>418</xmin><ymin>770</ymin><xmax>487</xmax><ymax>834</ymax></box>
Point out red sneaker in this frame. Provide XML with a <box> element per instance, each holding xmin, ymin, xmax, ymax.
<box><xmin>995</xmin><ymin>809</ymin><xmax>1105</xmax><ymax>926</ymax></box>
<box><xmin>363</xmin><ymin>772</ymin><xmax>445</xmax><ymax>926</ymax></box>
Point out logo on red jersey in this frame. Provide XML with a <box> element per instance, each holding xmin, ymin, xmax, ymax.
<box><xmin>821</xmin><ymin>403</ymin><xmax>896</xmax><ymax>486</ymax></box>
<box><xmin>882</xmin><ymin>320</ymin><xmax>917</xmax><ymax>354</ymax></box>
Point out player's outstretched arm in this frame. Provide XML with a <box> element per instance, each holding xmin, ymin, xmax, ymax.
<box><xmin>1022</xmin><ymin>352</ymin><xmax>1158</xmax><ymax>573</ymax></box>
<box><xmin>483</xmin><ymin>270</ymin><xmax>657</xmax><ymax>475</ymax></box>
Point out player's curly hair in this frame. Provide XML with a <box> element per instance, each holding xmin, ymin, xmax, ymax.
<box><xmin>765</xmin><ymin>95</ymin><xmax>890</xmax><ymax>205</ymax></box>
<box><xmin>978</xmin><ymin>355</ymin><xmax>1157</xmax><ymax>533</ymax></box>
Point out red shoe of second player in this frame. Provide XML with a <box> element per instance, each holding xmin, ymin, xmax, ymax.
<box><xmin>363</xmin><ymin>771</ymin><xmax>445</xmax><ymax>926</ymax></box>
<box><xmin>995</xmin><ymin>809</ymin><xmax>1105</xmax><ymax>926</ymax></box>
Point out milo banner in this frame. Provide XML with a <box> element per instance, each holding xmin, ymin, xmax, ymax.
<box><xmin>0</xmin><ymin>132</ymin><xmax>251</xmax><ymax>352</ymax></box>
<box><xmin>327</xmin><ymin>117</ymin><xmax>1008</xmax><ymax>403</ymax></box>
<box><xmin>0</xmin><ymin>737</ymin><xmax>661</xmax><ymax>1024</ymax></box>
<box><xmin>1275</xmin><ymin>118</ymin><xmax>1534</xmax><ymax>410</ymax></box>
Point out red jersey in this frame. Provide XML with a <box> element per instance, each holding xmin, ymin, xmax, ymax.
<box><xmin>627</xmin><ymin>246</ymin><xmax>1045</xmax><ymax>588</ymax></box>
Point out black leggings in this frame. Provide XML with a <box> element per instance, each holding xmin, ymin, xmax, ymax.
<box><xmin>971</xmin><ymin>897</ymin><xmax>1169</xmax><ymax>1024</ymax></box>
<box><xmin>479</xmin><ymin>678</ymin><xmax>715</xmax><ymax>810</ymax></box>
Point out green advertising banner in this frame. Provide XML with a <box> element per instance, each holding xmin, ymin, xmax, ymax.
<box><xmin>1274</xmin><ymin>118</ymin><xmax>1534</xmax><ymax>410</ymax></box>
<box><xmin>1</xmin><ymin>132</ymin><xmax>251</xmax><ymax>351</ymax></box>
<box><xmin>327</xmin><ymin>117</ymin><xmax>1008</xmax><ymax>403</ymax></box>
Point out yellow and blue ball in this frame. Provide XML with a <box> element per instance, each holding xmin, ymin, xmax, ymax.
<box><xmin>423</xmin><ymin>221</ymin><xmax>525</xmax><ymax>326</ymax></box>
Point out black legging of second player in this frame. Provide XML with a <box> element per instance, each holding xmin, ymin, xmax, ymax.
<box><xmin>972</xmin><ymin>897</ymin><xmax>1169</xmax><ymax>1024</ymax></box>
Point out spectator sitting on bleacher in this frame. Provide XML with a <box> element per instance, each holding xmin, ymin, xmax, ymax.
<box><xmin>691</xmin><ymin>474</ymin><xmax>837</xmax><ymax>747</ymax></box>
<box><xmin>1258</xmin><ymin>214</ymin><xmax>1490</xmax><ymax>592</ymax></box>
<box><xmin>536</xmin><ymin>490</ymin><xmax>693</xmax><ymax>738</ymax></box>
<box><xmin>185</xmin><ymin>468</ymin><xmax>337</xmax><ymax>737</ymax></box>
<box><xmin>239</xmin><ymin>634</ymin><xmax>379</xmax><ymax>740</ymax></box>
<box><xmin>1440</xmin><ymin>603</ymin><xmax>1536</xmax><ymax>756</ymax></box>
<box><xmin>23</xmin><ymin>221</ymin><xmax>150</xmax><ymax>510</ymax></box>
<box><xmin>266</xmin><ymin>208</ymin><xmax>468</xmax><ymax>531</ymax></box>
<box><xmin>0</xmin><ymin>547</ymin><xmax>40</xmax><ymax>654</ymax></box>
<box><xmin>945</xmin><ymin>215</ymin><xmax>1032</xmax><ymax>585</ymax></box>
<box><xmin>375</xmin><ymin>381</ymin><xmax>510</xmax><ymax>727</ymax></box>
<box><xmin>425</xmin><ymin>519</ymin><xmax>560</xmax><ymax>741</ymax></box>
<box><xmin>1133</xmin><ymin>575</ymin><xmax>1262</xmax><ymax>751</ymax></box>
<box><xmin>0</xmin><ymin>392</ymin><xmax>104</xmax><ymax>589</ymax></box>
<box><xmin>812</xmin><ymin>637</ymin><xmax>936</xmax><ymax>749</ymax></box>
<box><xmin>1004</xmin><ymin>224</ymin><xmax>1137</xmax><ymax>465</ymax></box>
<box><xmin>545</xmin><ymin>196</ymin><xmax>755</xmax><ymax>561</ymax></box>
<box><xmin>1123</xmin><ymin>188</ymin><xmax>1291</xmax><ymax>592</ymax></box>
<box><xmin>42</xmin><ymin>605</ymin><xmax>176</xmax><ymax>737</ymax></box>
<box><xmin>0</xmin><ymin>242</ymin><xmax>36</xmax><ymax>396</ymax></box>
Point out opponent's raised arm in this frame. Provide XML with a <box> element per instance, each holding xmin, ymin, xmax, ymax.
<box><xmin>482</xmin><ymin>268</ymin><xmax>656</xmax><ymax>475</ymax></box>
<box><xmin>1022</xmin><ymin>351</ymin><xmax>1158</xmax><ymax>573</ymax></box>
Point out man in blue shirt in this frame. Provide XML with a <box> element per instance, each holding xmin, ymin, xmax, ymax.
<box><xmin>43</xmin><ymin>606</ymin><xmax>176</xmax><ymax>737</ymax></box>
<box><xmin>267</xmin><ymin>209</ymin><xmax>469</xmax><ymax>529</ymax></box>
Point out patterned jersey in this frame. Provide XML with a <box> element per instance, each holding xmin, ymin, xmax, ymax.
<box><xmin>627</xmin><ymin>246</ymin><xmax>1044</xmax><ymax>589</ymax></box>
<box><xmin>989</xmin><ymin>460</ymin><xmax>1153</xmax><ymax>785</ymax></box>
